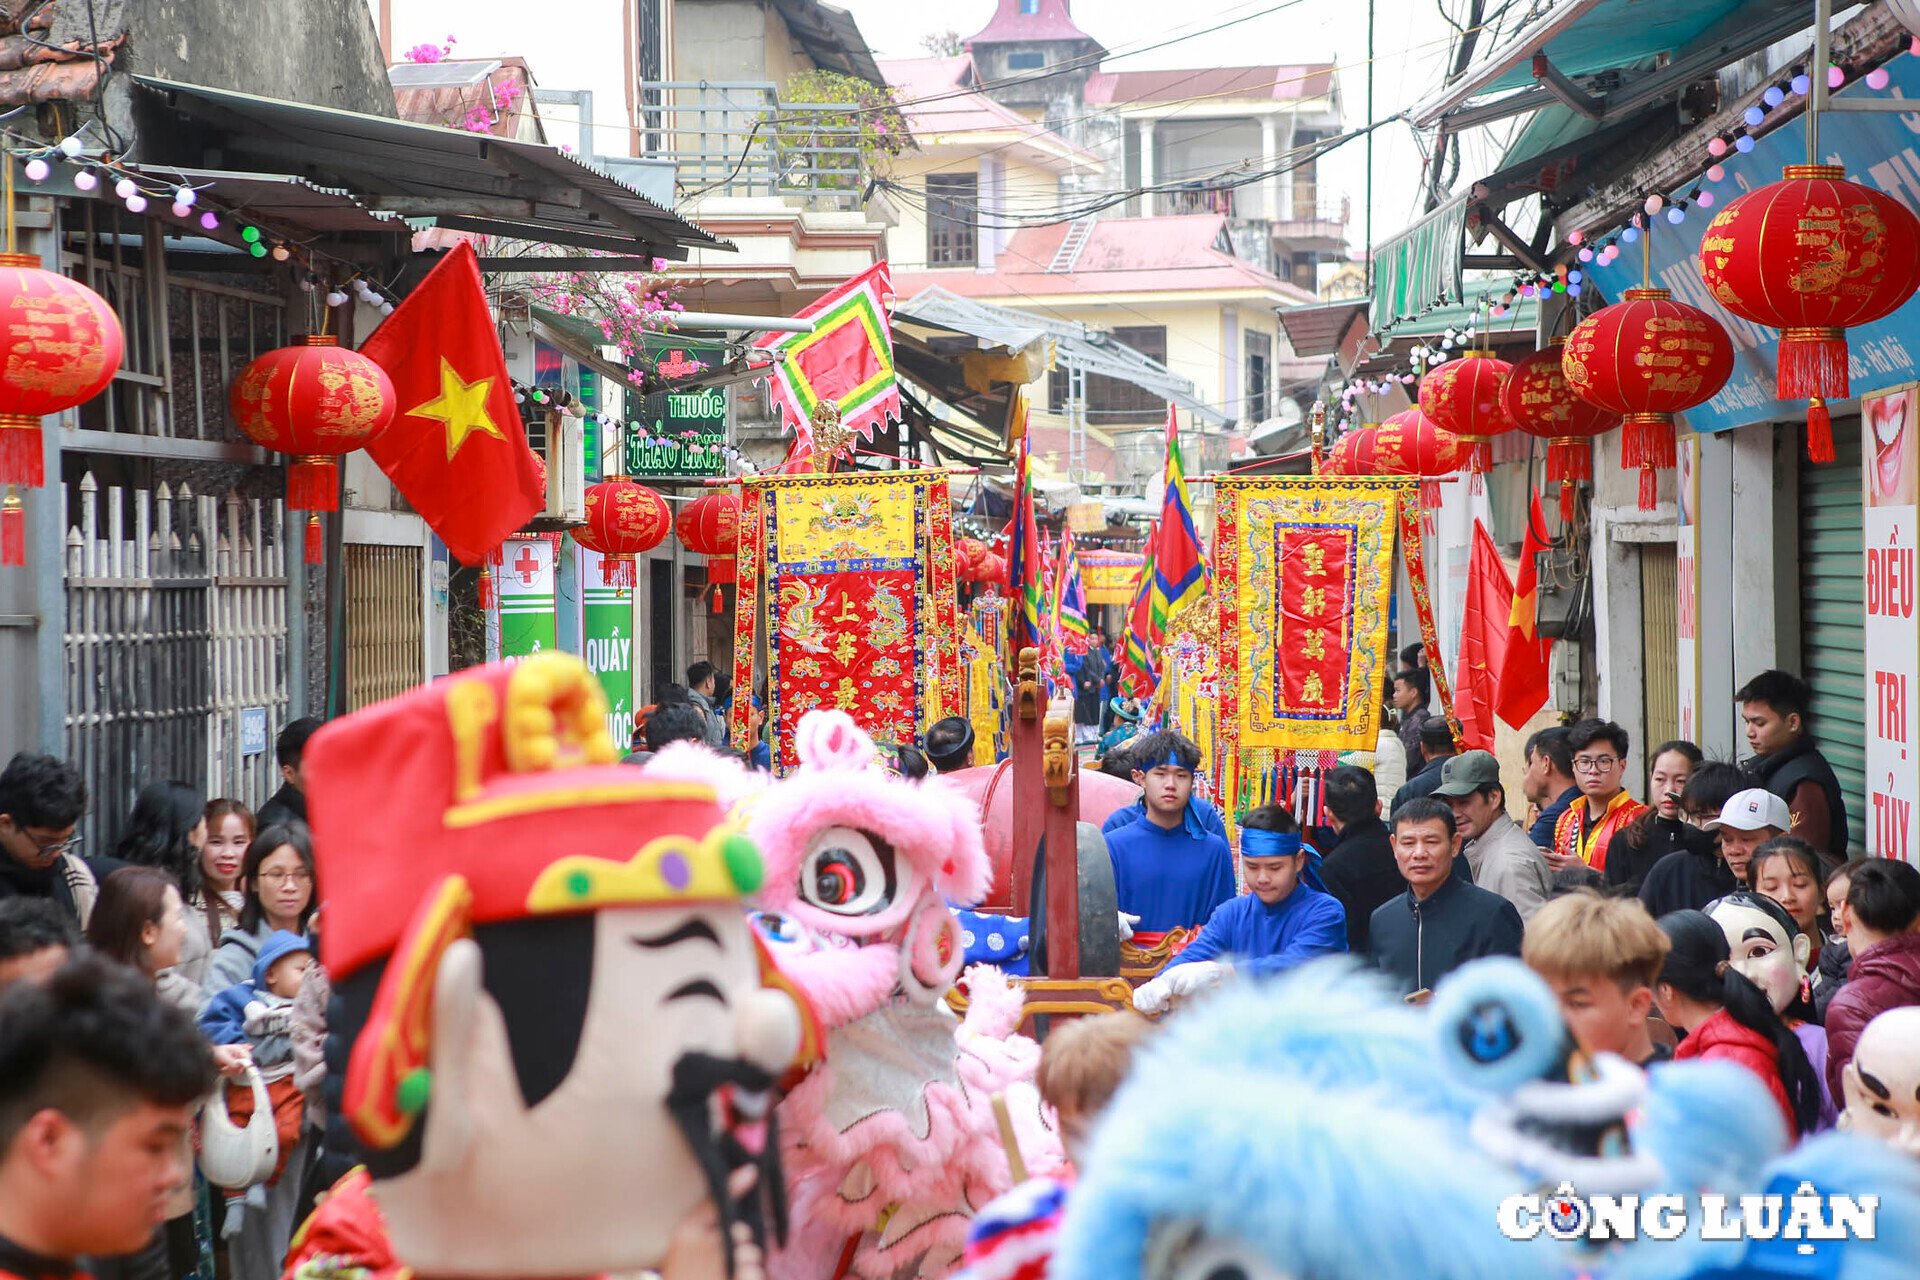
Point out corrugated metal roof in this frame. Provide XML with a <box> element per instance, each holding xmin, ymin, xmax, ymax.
<box><xmin>135</xmin><ymin>76</ymin><xmax>727</xmax><ymax>259</ymax></box>
<box><xmin>1084</xmin><ymin>64</ymin><xmax>1335</xmax><ymax>106</ymax></box>
<box><xmin>123</xmin><ymin>169</ymin><xmax>409</xmax><ymax>235</ymax></box>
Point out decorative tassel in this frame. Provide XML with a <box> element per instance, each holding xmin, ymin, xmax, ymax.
<box><xmin>1778</xmin><ymin>327</ymin><xmax>1849</xmax><ymax>400</ymax></box>
<box><xmin>1548</xmin><ymin>437</ymin><xmax>1593</xmax><ymax>483</ymax></box>
<box><xmin>1</xmin><ymin>487</ymin><xmax>23</xmax><ymax>566</ymax></box>
<box><xmin>1806</xmin><ymin>398</ymin><xmax>1835</xmax><ymax>464</ymax></box>
<box><xmin>304</xmin><ymin>513</ymin><xmax>324</xmax><ymax>565</ymax></box>
<box><xmin>1465</xmin><ymin>439</ymin><xmax>1492</xmax><ymax>474</ymax></box>
<box><xmin>288</xmin><ymin>457</ymin><xmax>339</xmax><ymax>512</ymax></box>
<box><xmin>1638</xmin><ymin>464</ymin><xmax>1658</xmax><ymax>513</ymax></box>
<box><xmin>477</xmin><ymin>566</ymin><xmax>496</xmax><ymax>610</ymax></box>
<box><xmin>601</xmin><ymin>553</ymin><xmax>637</xmax><ymax>589</ymax></box>
<box><xmin>1558</xmin><ymin>482</ymin><xmax>1577</xmax><ymax>524</ymax></box>
<box><xmin>0</xmin><ymin>416</ymin><xmax>44</xmax><ymax>488</ymax></box>
<box><xmin>711</xmin><ymin>584</ymin><xmax>724</xmax><ymax>614</ymax></box>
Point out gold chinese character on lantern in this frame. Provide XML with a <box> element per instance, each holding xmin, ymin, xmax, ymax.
<box><xmin>1301</xmin><ymin>586</ymin><xmax>1327</xmax><ymax>616</ymax></box>
<box><xmin>1302</xmin><ymin>542</ymin><xmax>1327</xmax><ymax>576</ymax></box>
<box><xmin>1301</xmin><ymin>673</ymin><xmax>1325</xmax><ymax>704</ymax></box>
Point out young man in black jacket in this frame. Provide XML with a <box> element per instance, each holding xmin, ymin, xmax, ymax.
<box><xmin>256</xmin><ymin>717</ymin><xmax>322</xmax><ymax>831</ymax></box>
<box><xmin>1318</xmin><ymin>765</ymin><xmax>1399</xmax><ymax>953</ymax></box>
<box><xmin>1368</xmin><ymin>797</ymin><xmax>1524</xmax><ymax>998</ymax></box>
<box><xmin>0</xmin><ymin>755</ymin><xmax>118</xmax><ymax>932</ymax></box>
<box><xmin>1736</xmin><ymin>669</ymin><xmax>1849</xmax><ymax>858</ymax></box>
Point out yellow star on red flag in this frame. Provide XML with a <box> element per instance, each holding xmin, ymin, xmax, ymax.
<box><xmin>410</xmin><ymin>359</ymin><xmax>505</xmax><ymax>459</ymax></box>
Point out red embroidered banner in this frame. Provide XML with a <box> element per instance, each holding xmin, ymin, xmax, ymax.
<box><xmin>1396</xmin><ymin>500</ymin><xmax>1465</xmax><ymax>746</ymax></box>
<box><xmin>771</xmin><ymin>568</ymin><xmax>919</xmax><ymax>770</ymax></box>
<box><xmin>1275</xmin><ymin>524</ymin><xmax>1357</xmax><ymax>715</ymax></box>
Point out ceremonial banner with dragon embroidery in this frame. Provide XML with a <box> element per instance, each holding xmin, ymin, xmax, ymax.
<box><xmin>1214</xmin><ymin>478</ymin><xmax>1403</xmax><ymax>751</ymax></box>
<box><xmin>740</xmin><ymin>470</ymin><xmax>961</xmax><ymax>772</ymax></box>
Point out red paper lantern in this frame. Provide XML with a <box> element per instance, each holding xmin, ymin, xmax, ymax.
<box><xmin>1501</xmin><ymin>340</ymin><xmax>1622</xmax><ymax>521</ymax></box>
<box><xmin>952</xmin><ymin>536</ymin><xmax>997</xmax><ymax>583</ymax></box>
<box><xmin>576</xmin><ymin>476</ymin><xmax>669</xmax><ymax>587</ymax></box>
<box><xmin>1338</xmin><ymin>411</ymin><xmax>1465</xmax><ymax>513</ymax></box>
<box><xmin>1417</xmin><ymin>351</ymin><xmax>1513</xmax><ymax>473</ymax></box>
<box><xmin>675</xmin><ymin>490</ymin><xmax>740</xmax><ymax>610</ymax></box>
<box><xmin>1562</xmin><ymin>288</ymin><xmax>1734</xmax><ymax>511</ymax></box>
<box><xmin>229</xmin><ymin>335</ymin><xmax>396</xmax><ymax>563</ymax></box>
<box><xmin>0</xmin><ymin>252</ymin><xmax>123</xmax><ymax>490</ymax></box>
<box><xmin>1698</xmin><ymin>163</ymin><xmax>1920</xmax><ymax>460</ymax></box>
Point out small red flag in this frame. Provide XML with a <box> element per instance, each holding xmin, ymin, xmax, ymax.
<box><xmin>1456</xmin><ymin>519</ymin><xmax>1513</xmax><ymax>752</ymax></box>
<box><xmin>358</xmin><ymin>243</ymin><xmax>543</xmax><ymax>566</ymax></box>
<box><xmin>1496</xmin><ymin>493</ymin><xmax>1555</xmax><ymax>728</ymax></box>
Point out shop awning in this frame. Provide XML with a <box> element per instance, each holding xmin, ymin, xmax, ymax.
<box><xmin>1371</xmin><ymin>195</ymin><xmax>1468</xmax><ymax>330</ymax></box>
<box><xmin>1410</xmin><ymin>0</ymin><xmax>1807</xmax><ymax>131</ymax></box>
<box><xmin>134</xmin><ymin>76</ymin><xmax>728</xmax><ymax>261</ymax></box>
<box><xmin>1276</xmin><ymin>299</ymin><xmax>1369</xmax><ymax>359</ymax></box>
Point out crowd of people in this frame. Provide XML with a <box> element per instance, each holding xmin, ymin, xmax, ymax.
<box><xmin>2</xmin><ymin>649</ymin><xmax>1918</xmax><ymax>1280</ymax></box>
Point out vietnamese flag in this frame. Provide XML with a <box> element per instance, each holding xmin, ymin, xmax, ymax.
<box><xmin>358</xmin><ymin>243</ymin><xmax>543</xmax><ymax>565</ymax></box>
<box><xmin>1496</xmin><ymin>493</ymin><xmax>1555</xmax><ymax>727</ymax></box>
<box><xmin>1456</xmin><ymin>520</ymin><xmax>1512</xmax><ymax>752</ymax></box>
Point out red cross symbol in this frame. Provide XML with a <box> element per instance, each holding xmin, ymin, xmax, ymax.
<box><xmin>513</xmin><ymin>543</ymin><xmax>542</xmax><ymax>585</ymax></box>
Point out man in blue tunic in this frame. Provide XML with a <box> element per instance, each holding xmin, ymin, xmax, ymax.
<box><xmin>1102</xmin><ymin>731</ymin><xmax>1235</xmax><ymax>938</ymax></box>
<box><xmin>1132</xmin><ymin>805</ymin><xmax>1347</xmax><ymax>1013</ymax></box>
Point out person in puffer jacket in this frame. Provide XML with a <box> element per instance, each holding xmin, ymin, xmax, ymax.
<box><xmin>199</xmin><ymin>930</ymin><xmax>311</xmax><ymax>1076</ymax></box>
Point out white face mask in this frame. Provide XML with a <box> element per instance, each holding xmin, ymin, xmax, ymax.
<box><xmin>1707</xmin><ymin>900</ymin><xmax>1808</xmax><ymax>1015</ymax></box>
<box><xmin>1839</xmin><ymin>1006</ymin><xmax>1920</xmax><ymax>1158</ymax></box>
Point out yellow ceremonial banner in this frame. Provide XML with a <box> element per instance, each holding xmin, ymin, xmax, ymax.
<box><xmin>772</xmin><ymin>477</ymin><xmax>919</xmax><ymax>564</ymax></box>
<box><xmin>1081</xmin><ymin>551</ymin><xmax>1145</xmax><ymax>605</ymax></box>
<box><xmin>1213</xmin><ymin>477</ymin><xmax>1404</xmax><ymax>751</ymax></box>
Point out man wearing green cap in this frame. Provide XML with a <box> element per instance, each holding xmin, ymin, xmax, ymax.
<box><xmin>1434</xmin><ymin>750</ymin><xmax>1552</xmax><ymax>923</ymax></box>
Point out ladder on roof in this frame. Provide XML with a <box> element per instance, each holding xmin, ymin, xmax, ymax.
<box><xmin>1047</xmin><ymin>215</ymin><xmax>1098</xmax><ymax>273</ymax></box>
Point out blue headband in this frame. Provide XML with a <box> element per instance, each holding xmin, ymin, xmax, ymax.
<box><xmin>1240</xmin><ymin>829</ymin><xmax>1303</xmax><ymax>858</ymax></box>
<box><xmin>1148</xmin><ymin>752</ymin><xmax>1192</xmax><ymax>772</ymax></box>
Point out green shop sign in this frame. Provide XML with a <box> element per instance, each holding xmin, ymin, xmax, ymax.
<box><xmin>625</xmin><ymin>341</ymin><xmax>729</xmax><ymax>478</ymax></box>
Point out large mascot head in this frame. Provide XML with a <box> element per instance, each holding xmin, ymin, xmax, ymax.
<box><xmin>308</xmin><ymin>654</ymin><xmax>817</xmax><ymax>1277</ymax></box>
<box><xmin>744</xmin><ymin>710</ymin><xmax>988</xmax><ymax>1020</ymax></box>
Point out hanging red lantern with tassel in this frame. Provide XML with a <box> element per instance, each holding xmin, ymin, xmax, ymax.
<box><xmin>1417</xmin><ymin>351</ymin><xmax>1514</xmax><ymax>474</ymax></box>
<box><xmin>1562</xmin><ymin>289</ymin><xmax>1734</xmax><ymax>512</ymax></box>
<box><xmin>0</xmin><ymin>252</ymin><xmax>124</xmax><ymax>565</ymax></box>
<box><xmin>675</xmin><ymin>489</ymin><xmax>739</xmax><ymax>613</ymax></box>
<box><xmin>575</xmin><ymin>476</ymin><xmax>669</xmax><ymax>587</ymax></box>
<box><xmin>229</xmin><ymin>335</ymin><xmax>397</xmax><ymax>563</ymax></box>
<box><xmin>1501</xmin><ymin>340</ymin><xmax>1621</xmax><ymax>521</ymax></box>
<box><xmin>1698</xmin><ymin>164</ymin><xmax>1920</xmax><ymax>462</ymax></box>
<box><xmin>1357</xmin><ymin>409</ymin><xmax>1468</xmax><ymax>511</ymax></box>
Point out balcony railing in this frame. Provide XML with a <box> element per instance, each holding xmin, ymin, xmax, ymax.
<box><xmin>1159</xmin><ymin>184</ymin><xmax>1237</xmax><ymax>217</ymax></box>
<box><xmin>638</xmin><ymin>81</ymin><xmax>865</xmax><ymax>211</ymax></box>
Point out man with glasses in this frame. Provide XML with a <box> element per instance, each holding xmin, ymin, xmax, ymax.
<box><xmin>1551</xmin><ymin>720</ymin><xmax>1648</xmax><ymax>876</ymax></box>
<box><xmin>0</xmin><ymin>754</ymin><xmax>119</xmax><ymax>931</ymax></box>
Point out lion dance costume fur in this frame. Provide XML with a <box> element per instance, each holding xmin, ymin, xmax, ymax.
<box><xmin>739</xmin><ymin>710</ymin><xmax>1062</xmax><ymax>1280</ymax></box>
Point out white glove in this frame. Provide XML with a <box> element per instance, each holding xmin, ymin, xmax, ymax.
<box><xmin>1132</xmin><ymin>960</ymin><xmax>1227</xmax><ymax>1014</ymax></box>
<box><xmin>1117</xmin><ymin>912</ymin><xmax>1140</xmax><ymax>944</ymax></box>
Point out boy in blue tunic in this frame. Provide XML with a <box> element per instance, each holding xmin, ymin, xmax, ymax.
<box><xmin>1102</xmin><ymin>731</ymin><xmax>1235</xmax><ymax>937</ymax></box>
<box><xmin>1132</xmin><ymin>805</ymin><xmax>1347</xmax><ymax>1013</ymax></box>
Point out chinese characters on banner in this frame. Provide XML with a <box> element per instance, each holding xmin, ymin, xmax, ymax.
<box><xmin>730</xmin><ymin>470</ymin><xmax>962</xmax><ymax>773</ymax></box>
<box><xmin>1676</xmin><ymin>436</ymin><xmax>1701</xmax><ymax>744</ymax></box>
<box><xmin>490</xmin><ymin>534</ymin><xmax>557</xmax><ymax>661</ymax></box>
<box><xmin>576</xmin><ymin>546</ymin><xmax>638</xmax><ymax>751</ymax></box>
<box><xmin>1864</xmin><ymin>385</ymin><xmax>1919</xmax><ymax>861</ymax></box>
<box><xmin>1213</xmin><ymin>477</ymin><xmax>1400</xmax><ymax>751</ymax></box>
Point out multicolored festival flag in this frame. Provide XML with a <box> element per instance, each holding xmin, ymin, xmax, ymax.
<box><xmin>1496</xmin><ymin>493</ymin><xmax>1555</xmax><ymax>728</ymax></box>
<box><xmin>1008</xmin><ymin>423</ymin><xmax>1048</xmax><ymax>653</ymax></box>
<box><xmin>1151</xmin><ymin>405</ymin><xmax>1210</xmax><ymax>635</ymax></box>
<box><xmin>1118</xmin><ymin>528</ymin><xmax>1158</xmax><ymax>698</ymax></box>
<box><xmin>1051</xmin><ymin>526</ymin><xmax>1091</xmax><ymax>654</ymax></box>
<box><xmin>754</xmin><ymin>262</ymin><xmax>901</xmax><ymax>439</ymax></box>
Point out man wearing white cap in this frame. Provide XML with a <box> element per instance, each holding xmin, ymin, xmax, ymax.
<box><xmin>1704</xmin><ymin>788</ymin><xmax>1791</xmax><ymax>884</ymax></box>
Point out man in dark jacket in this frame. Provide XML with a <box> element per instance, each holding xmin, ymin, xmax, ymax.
<box><xmin>1391</xmin><ymin>668</ymin><xmax>1432</xmax><ymax>774</ymax></box>
<box><xmin>257</xmin><ymin>717</ymin><xmax>322</xmax><ymax>831</ymax></box>
<box><xmin>1390</xmin><ymin>719</ymin><xmax>1455</xmax><ymax>813</ymax></box>
<box><xmin>1523</xmin><ymin>726</ymin><xmax>1582</xmax><ymax>854</ymax></box>
<box><xmin>1368</xmin><ymin>797</ymin><xmax>1524</xmax><ymax>997</ymax></box>
<box><xmin>1824</xmin><ymin>858</ymin><xmax>1920</xmax><ymax>1103</ymax></box>
<box><xmin>1318</xmin><ymin>765</ymin><xmax>1400</xmax><ymax>953</ymax></box>
<box><xmin>1736</xmin><ymin>669</ymin><xmax>1849</xmax><ymax>858</ymax></box>
<box><xmin>0</xmin><ymin>754</ymin><xmax>120</xmax><ymax>931</ymax></box>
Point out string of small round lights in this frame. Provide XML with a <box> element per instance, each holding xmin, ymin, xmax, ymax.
<box><xmin>508</xmin><ymin>380</ymin><xmax>760</xmax><ymax>475</ymax></box>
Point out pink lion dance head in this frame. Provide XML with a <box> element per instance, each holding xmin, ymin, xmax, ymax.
<box><xmin>746</xmin><ymin>710</ymin><xmax>989</xmax><ymax>1019</ymax></box>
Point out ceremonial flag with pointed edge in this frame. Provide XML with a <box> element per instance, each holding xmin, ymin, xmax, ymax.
<box><xmin>1008</xmin><ymin>427</ymin><xmax>1047</xmax><ymax>653</ymax></box>
<box><xmin>1118</xmin><ymin>526</ymin><xmax>1159</xmax><ymax>698</ymax></box>
<box><xmin>1496</xmin><ymin>493</ymin><xmax>1555</xmax><ymax>728</ymax></box>
<box><xmin>753</xmin><ymin>261</ymin><xmax>900</xmax><ymax>439</ymax></box>
<box><xmin>1150</xmin><ymin>405</ymin><xmax>1209</xmax><ymax>634</ymax></box>
<box><xmin>1051</xmin><ymin>525</ymin><xmax>1091</xmax><ymax>653</ymax></box>
<box><xmin>1456</xmin><ymin>519</ymin><xmax>1513</xmax><ymax>752</ymax></box>
<box><xmin>358</xmin><ymin>243</ymin><xmax>544</xmax><ymax>566</ymax></box>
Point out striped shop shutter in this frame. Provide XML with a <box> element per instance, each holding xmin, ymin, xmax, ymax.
<box><xmin>1798</xmin><ymin>421</ymin><xmax>1866</xmax><ymax>854</ymax></box>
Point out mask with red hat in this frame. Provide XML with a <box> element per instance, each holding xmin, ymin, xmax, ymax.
<box><xmin>305</xmin><ymin>653</ymin><xmax>819</xmax><ymax>1278</ymax></box>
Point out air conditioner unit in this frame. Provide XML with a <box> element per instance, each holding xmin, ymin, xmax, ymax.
<box><xmin>544</xmin><ymin>411</ymin><xmax>587</xmax><ymax>523</ymax></box>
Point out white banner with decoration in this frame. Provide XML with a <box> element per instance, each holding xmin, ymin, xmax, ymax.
<box><xmin>1863</xmin><ymin>384</ymin><xmax>1919</xmax><ymax>862</ymax></box>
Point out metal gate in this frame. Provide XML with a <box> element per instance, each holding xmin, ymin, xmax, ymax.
<box><xmin>1640</xmin><ymin>543</ymin><xmax>1680</xmax><ymax>751</ymax></box>
<box><xmin>1800</xmin><ymin>421</ymin><xmax>1867</xmax><ymax>854</ymax></box>
<box><xmin>345</xmin><ymin>544</ymin><xmax>425</xmax><ymax>710</ymax></box>
<box><xmin>64</xmin><ymin>474</ymin><xmax>290</xmax><ymax>849</ymax></box>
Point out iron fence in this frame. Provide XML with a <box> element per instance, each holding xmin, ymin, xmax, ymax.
<box><xmin>640</xmin><ymin>81</ymin><xmax>866</xmax><ymax>210</ymax></box>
